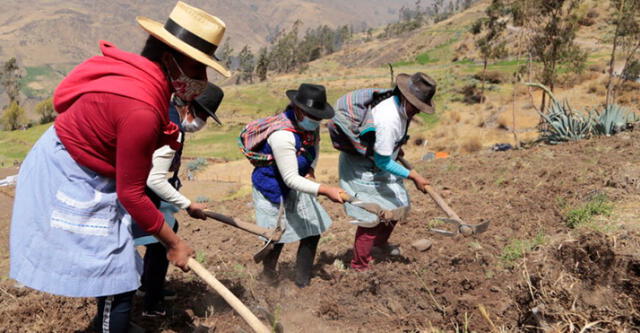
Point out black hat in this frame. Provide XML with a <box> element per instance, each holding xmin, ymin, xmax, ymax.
<box><xmin>285</xmin><ymin>83</ymin><xmax>335</xmax><ymax>119</ymax></box>
<box><xmin>396</xmin><ymin>72</ymin><xmax>437</xmax><ymax>114</ymax></box>
<box><xmin>192</xmin><ymin>83</ymin><xmax>224</xmax><ymax>125</ymax></box>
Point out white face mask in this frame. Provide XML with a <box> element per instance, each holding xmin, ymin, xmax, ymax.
<box><xmin>181</xmin><ymin>115</ymin><xmax>206</xmax><ymax>132</ymax></box>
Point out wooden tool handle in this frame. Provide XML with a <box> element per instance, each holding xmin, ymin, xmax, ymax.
<box><xmin>188</xmin><ymin>258</ymin><xmax>271</xmax><ymax>333</ymax></box>
<box><xmin>340</xmin><ymin>191</ymin><xmax>353</xmax><ymax>203</ymax></box>
<box><xmin>424</xmin><ymin>185</ymin><xmax>462</xmax><ymax>221</ymax></box>
<box><xmin>204</xmin><ymin>211</ymin><xmax>274</xmax><ymax>239</ymax></box>
<box><xmin>397</xmin><ymin>157</ymin><xmax>463</xmax><ymax>221</ymax></box>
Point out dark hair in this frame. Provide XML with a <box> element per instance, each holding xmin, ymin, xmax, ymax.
<box><xmin>370</xmin><ymin>86</ymin><xmax>400</xmax><ymax>109</ymax></box>
<box><xmin>140</xmin><ymin>35</ymin><xmax>180</xmax><ymax>63</ymax></box>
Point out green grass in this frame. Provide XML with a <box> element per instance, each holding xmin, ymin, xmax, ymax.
<box><xmin>0</xmin><ymin>123</ymin><xmax>50</xmax><ymax>163</ymax></box>
<box><xmin>500</xmin><ymin>232</ymin><xmax>546</xmax><ymax>267</ymax></box>
<box><xmin>195</xmin><ymin>251</ymin><xmax>206</xmax><ymax>264</ymax></box>
<box><xmin>183</xmin><ymin>124</ymin><xmax>245</xmax><ymax>161</ymax></box>
<box><xmin>564</xmin><ymin>194</ymin><xmax>613</xmax><ymax>229</ymax></box>
<box><xmin>392</xmin><ymin>35</ymin><xmax>461</xmax><ymax>67</ymax></box>
<box><xmin>19</xmin><ymin>65</ymin><xmax>57</xmax><ymax>98</ymax></box>
<box><xmin>221</xmin><ymin>185</ymin><xmax>252</xmax><ymax>201</ymax></box>
<box><xmin>417</xmin><ymin>112</ymin><xmax>440</xmax><ymax>130</ymax></box>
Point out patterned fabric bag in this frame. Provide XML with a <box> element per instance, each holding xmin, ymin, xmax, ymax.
<box><xmin>327</xmin><ymin>88</ymin><xmax>391</xmax><ymax>156</ymax></box>
<box><xmin>239</xmin><ymin>111</ymin><xmax>316</xmax><ymax>166</ymax></box>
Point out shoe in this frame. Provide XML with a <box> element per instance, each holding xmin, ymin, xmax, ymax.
<box><xmin>136</xmin><ymin>288</ymin><xmax>177</xmax><ymax>301</ymax></box>
<box><xmin>142</xmin><ymin>303</ymin><xmax>167</xmax><ymax>318</ymax></box>
<box><xmin>373</xmin><ymin>244</ymin><xmax>402</xmax><ymax>256</ymax></box>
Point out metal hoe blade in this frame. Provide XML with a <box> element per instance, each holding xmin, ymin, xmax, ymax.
<box><xmin>430</xmin><ymin>217</ymin><xmax>491</xmax><ymax>237</ymax></box>
<box><xmin>253</xmin><ymin>201</ymin><xmax>285</xmax><ymax>263</ymax></box>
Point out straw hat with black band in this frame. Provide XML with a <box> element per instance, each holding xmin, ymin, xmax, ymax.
<box><xmin>396</xmin><ymin>72</ymin><xmax>437</xmax><ymax>114</ymax></box>
<box><xmin>137</xmin><ymin>1</ymin><xmax>231</xmax><ymax>78</ymax></box>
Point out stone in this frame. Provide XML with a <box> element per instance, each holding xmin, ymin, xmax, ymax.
<box><xmin>411</xmin><ymin>239</ymin><xmax>433</xmax><ymax>252</ymax></box>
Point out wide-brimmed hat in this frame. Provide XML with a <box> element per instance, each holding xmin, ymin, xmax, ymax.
<box><xmin>192</xmin><ymin>83</ymin><xmax>224</xmax><ymax>125</ymax></box>
<box><xmin>137</xmin><ymin>1</ymin><xmax>231</xmax><ymax>77</ymax></box>
<box><xmin>396</xmin><ymin>72</ymin><xmax>437</xmax><ymax>114</ymax></box>
<box><xmin>286</xmin><ymin>83</ymin><xmax>335</xmax><ymax>120</ymax></box>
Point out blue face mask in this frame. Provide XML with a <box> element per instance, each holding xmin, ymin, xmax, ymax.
<box><xmin>298</xmin><ymin>115</ymin><xmax>320</xmax><ymax>131</ymax></box>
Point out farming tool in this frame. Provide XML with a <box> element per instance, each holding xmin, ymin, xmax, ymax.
<box><xmin>187</xmin><ymin>258</ymin><xmax>273</xmax><ymax>333</ymax></box>
<box><xmin>152</xmin><ymin>237</ymin><xmax>274</xmax><ymax>333</ymax></box>
<box><xmin>397</xmin><ymin>156</ymin><xmax>490</xmax><ymax>237</ymax></box>
<box><xmin>252</xmin><ymin>202</ymin><xmax>286</xmax><ymax>263</ymax></box>
<box><xmin>203</xmin><ymin>204</ymin><xmax>287</xmax><ymax>263</ymax></box>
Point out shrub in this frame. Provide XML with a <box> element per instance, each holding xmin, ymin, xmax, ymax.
<box><xmin>1</xmin><ymin>101</ymin><xmax>26</xmax><ymax>131</ymax></box>
<box><xmin>35</xmin><ymin>98</ymin><xmax>55</xmax><ymax>124</ymax></box>
<box><xmin>473</xmin><ymin>70</ymin><xmax>506</xmax><ymax>84</ymax></box>
<box><xmin>590</xmin><ymin>104</ymin><xmax>638</xmax><ymax>136</ymax></box>
<box><xmin>622</xmin><ymin>60</ymin><xmax>640</xmax><ymax>81</ymax></box>
<box><xmin>187</xmin><ymin>157</ymin><xmax>208</xmax><ymax>172</ymax></box>
<box><xmin>460</xmin><ymin>84</ymin><xmax>483</xmax><ymax>104</ymax></box>
<box><xmin>528</xmin><ymin>83</ymin><xmax>638</xmax><ymax>143</ymax></box>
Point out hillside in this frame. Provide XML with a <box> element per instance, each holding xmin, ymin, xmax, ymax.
<box><xmin>0</xmin><ymin>0</ymin><xmax>416</xmax><ymax>68</ymax></box>
<box><xmin>1</xmin><ymin>0</ymin><xmax>637</xmax><ymax>165</ymax></box>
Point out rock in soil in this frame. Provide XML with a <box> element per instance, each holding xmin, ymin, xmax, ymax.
<box><xmin>411</xmin><ymin>239</ymin><xmax>433</xmax><ymax>252</ymax></box>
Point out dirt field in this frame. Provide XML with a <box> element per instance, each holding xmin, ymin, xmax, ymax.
<box><xmin>1</xmin><ymin>131</ymin><xmax>639</xmax><ymax>332</ymax></box>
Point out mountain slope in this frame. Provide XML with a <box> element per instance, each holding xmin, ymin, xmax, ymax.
<box><xmin>0</xmin><ymin>0</ymin><xmax>416</xmax><ymax>67</ymax></box>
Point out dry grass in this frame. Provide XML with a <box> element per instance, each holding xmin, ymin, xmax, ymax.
<box><xmin>460</xmin><ymin>136</ymin><xmax>483</xmax><ymax>153</ymax></box>
<box><xmin>448</xmin><ymin>110</ymin><xmax>462</xmax><ymax>124</ymax></box>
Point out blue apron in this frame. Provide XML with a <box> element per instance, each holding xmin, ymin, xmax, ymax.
<box><xmin>10</xmin><ymin>126</ymin><xmax>142</xmax><ymax>297</ymax></box>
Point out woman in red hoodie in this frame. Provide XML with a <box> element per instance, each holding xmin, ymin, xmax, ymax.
<box><xmin>9</xmin><ymin>2</ymin><xmax>230</xmax><ymax>332</ymax></box>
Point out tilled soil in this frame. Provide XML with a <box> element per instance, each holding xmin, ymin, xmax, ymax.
<box><xmin>1</xmin><ymin>132</ymin><xmax>639</xmax><ymax>332</ymax></box>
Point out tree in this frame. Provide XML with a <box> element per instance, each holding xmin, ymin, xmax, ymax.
<box><xmin>606</xmin><ymin>0</ymin><xmax>640</xmax><ymax>104</ymax></box>
<box><xmin>1</xmin><ymin>101</ymin><xmax>26</xmax><ymax>130</ymax></box>
<box><xmin>217</xmin><ymin>37</ymin><xmax>234</xmax><ymax>69</ymax></box>
<box><xmin>514</xmin><ymin>0</ymin><xmax>587</xmax><ymax>111</ymax></box>
<box><xmin>36</xmin><ymin>97</ymin><xmax>55</xmax><ymax>124</ymax></box>
<box><xmin>256</xmin><ymin>47</ymin><xmax>270</xmax><ymax>82</ymax></box>
<box><xmin>472</xmin><ymin>0</ymin><xmax>509</xmax><ymax>102</ymax></box>
<box><xmin>1</xmin><ymin>57</ymin><xmax>22</xmax><ymax>105</ymax></box>
<box><xmin>237</xmin><ymin>46</ymin><xmax>255</xmax><ymax>84</ymax></box>
<box><xmin>269</xmin><ymin>20</ymin><xmax>302</xmax><ymax>73</ymax></box>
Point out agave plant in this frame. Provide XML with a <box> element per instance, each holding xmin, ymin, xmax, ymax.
<box><xmin>590</xmin><ymin>104</ymin><xmax>639</xmax><ymax>136</ymax></box>
<box><xmin>527</xmin><ymin>83</ymin><xmax>592</xmax><ymax>144</ymax></box>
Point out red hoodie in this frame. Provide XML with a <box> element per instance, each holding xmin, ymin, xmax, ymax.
<box><xmin>54</xmin><ymin>41</ymin><xmax>179</xmax><ymax>234</ymax></box>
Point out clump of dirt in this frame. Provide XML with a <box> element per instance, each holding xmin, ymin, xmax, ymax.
<box><xmin>556</xmin><ymin>232</ymin><xmax>616</xmax><ymax>284</ymax></box>
<box><xmin>515</xmin><ymin>232</ymin><xmax>640</xmax><ymax>331</ymax></box>
<box><xmin>606</xmin><ymin>163</ymin><xmax>640</xmax><ymax>194</ymax></box>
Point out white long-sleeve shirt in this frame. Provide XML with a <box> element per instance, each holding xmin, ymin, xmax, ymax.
<box><xmin>267</xmin><ymin>130</ymin><xmax>321</xmax><ymax>195</ymax></box>
<box><xmin>146</xmin><ymin>134</ymin><xmax>191</xmax><ymax>209</ymax></box>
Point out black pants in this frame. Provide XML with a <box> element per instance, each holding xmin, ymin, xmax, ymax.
<box><xmin>94</xmin><ymin>291</ymin><xmax>135</xmax><ymax>332</ymax></box>
<box><xmin>140</xmin><ymin>221</ymin><xmax>179</xmax><ymax>309</ymax></box>
<box><xmin>263</xmin><ymin>235</ymin><xmax>320</xmax><ymax>287</ymax></box>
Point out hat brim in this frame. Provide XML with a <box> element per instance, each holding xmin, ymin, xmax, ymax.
<box><xmin>137</xmin><ymin>16</ymin><xmax>231</xmax><ymax>78</ymax></box>
<box><xmin>286</xmin><ymin>90</ymin><xmax>335</xmax><ymax>120</ymax></box>
<box><xmin>396</xmin><ymin>74</ymin><xmax>435</xmax><ymax>114</ymax></box>
<box><xmin>193</xmin><ymin>99</ymin><xmax>223</xmax><ymax>125</ymax></box>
